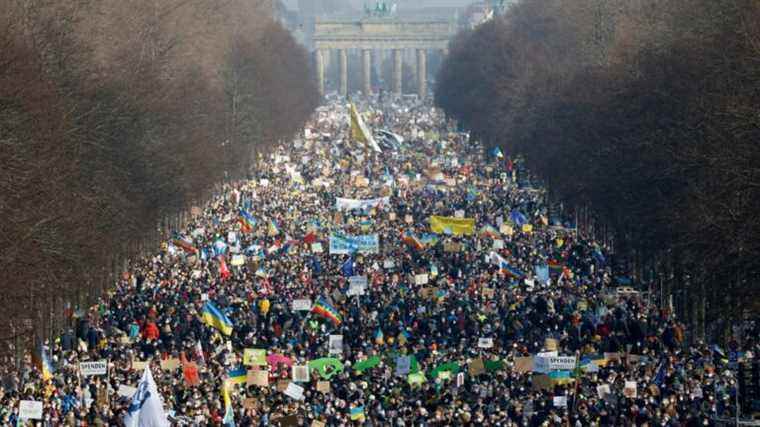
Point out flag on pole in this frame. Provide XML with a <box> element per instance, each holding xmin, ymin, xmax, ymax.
<box><xmin>238</xmin><ymin>209</ymin><xmax>256</xmax><ymax>233</ymax></box>
<box><xmin>222</xmin><ymin>379</ymin><xmax>235</xmax><ymax>426</ymax></box>
<box><xmin>124</xmin><ymin>367</ymin><xmax>170</xmax><ymax>427</ymax></box>
<box><xmin>201</xmin><ymin>301</ymin><xmax>234</xmax><ymax>336</ymax></box>
<box><xmin>349</xmin><ymin>104</ymin><xmax>382</xmax><ymax>153</ymax></box>
<box><xmin>340</xmin><ymin>256</ymin><xmax>354</xmax><ymax>277</ymax></box>
<box><xmin>311</xmin><ymin>296</ymin><xmax>342</xmax><ymax>326</ymax></box>
<box><xmin>31</xmin><ymin>340</ymin><xmax>54</xmax><ymax>381</ymax></box>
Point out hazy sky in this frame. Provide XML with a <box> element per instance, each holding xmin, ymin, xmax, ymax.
<box><xmin>281</xmin><ymin>0</ymin><xmax>477</xmax><ymax>11</ymax></box>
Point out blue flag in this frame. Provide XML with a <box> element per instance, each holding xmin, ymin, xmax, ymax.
<box><xmin>341</xmin><ymin>256</ymin><xmax>354</xmax><ymax>277</ymax></box>
<box><xmin>535</xmin><ymin>264</ymin><xmax>549</xmax><ymax>283</ymax></box>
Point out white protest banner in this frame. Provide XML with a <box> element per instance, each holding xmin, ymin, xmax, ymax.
<box><xmin>335</xmin><ymin>197</ymin><xmax>390</xmax><ymax>211</ymax></box>
<box><xmin>230</xmin><ymin>254</ymin><xmax>245</xmax><ymax>266</ymax></box>
<box><xmin>117</xmin><ymin>385</ymin><xmax>137</xmax><ymax>398</ymax></box>
<box><xmin>292</xmin><ymin>365</ymin><xmax>310</xmax><ymax>383</ymax></box>
<box><xmin>284</xmin><ymin>382</ymin><xmax>305</xmax><ymax>400</ymax></box>
<box><xmin>533</xmin><ymin>356</ymin><xmax>576</xmax><ymax>373</ymax></box>
<box><xmin>349</xmin><ymin>275</ymin><xmax>368</xmax><ymax>286</ymax></box>
<box><xmin>328</xmin><ymin>234</ymin><xmax>379</xmax><ymax>255</ymax></box>
<box><xmin>79</xmin><ymin>360</ymin><xmax>108</xmax><ymax>377</ymax></box>
<box><xmin>292</xmin><ymin>299</ymin><xmax>312</xmax><ymax>311</ymax></box>
<box><xmin>553</xmin><ymin>396</ymin><xmax>568</xmax><ymax>407</ymax></box>
<box><xmin>477</xmin><ymin>338</ymin><xmax>494</xmax><ymax>349</ymax></box>
<box><xmin>329</xmin><ymin>335</ymin><xmax>344</xmax><ymax>355</ymax></box>
<box><xmin>414</xmin><ymin>274</ymin><xmax>429</xmax><ymax>285</ymax></box>
<box><xmin>19</xmin><ymin>400</ymin><xmax>43</xmax><ymax>420</ymax></box>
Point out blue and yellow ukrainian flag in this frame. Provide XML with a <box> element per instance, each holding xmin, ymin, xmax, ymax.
<box><xmin>227</xmin><ymin>366</ymin><xmax>247</xmax><ymax>385</ymax></box>
<box><xmin>222</xmin><ymin>379</ymin><xmax>235</xmax><ymax>426</ymax></box>
<box><xmin>201</xmin><ymin>301</ymin><xmax>233</xmax><ymax>336</ymax></box>
<box><xmin>350</xmin><ymin>406</ymin><xmax>365</xmax><ymax>421</ymax></box>
<box><xmin>32</xmin><ymin>340</ymin><xmax>54</xmax><ymax>381</ymax></box>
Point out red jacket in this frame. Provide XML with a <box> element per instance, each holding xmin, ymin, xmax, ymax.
<box><xmin>143</xmin><ymin>321</ymin><xmax>160</xmax><ymax>341</ymax></box>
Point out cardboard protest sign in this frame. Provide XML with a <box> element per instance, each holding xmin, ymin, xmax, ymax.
<box><xmin>414</xmin><ymin>274</ymin><xmax>429</xmax><ymax>285</ymax></box>
<box><xmin>312</xmin><ymin>421</ymin><xmax>326</xmax><ymax>427</ymax></box>
<box><xmin>131</xmin><ymin>360</ymin><xmax>148</xmax><ymax>371</ymax></box>
<box><xmin>500</xmin><ymin>224</ymin><xmax>514</xmax><ymax>236</ymax></box>
<box><xmin>248</xmin><ymin>370</ymin><xmax>269</xmax><ymax>387</ymax></box>
<box><xmin>19</xmin><ymin>400</ymin><xmax>43</xmax><ymax>420</ymax></box>
<box><xmin>272</xmin><ymin>415</ymin><xmax>299</xmax><ymax>426</ymax></box>
<box><xmin>292</xmin><ymin>365</ymin><xmax>310</xmax><ymax>383</ymax></box>
<box><xmin>243</xmin><ymin>398</ymin><xmax>258</xmax><ymax>410</ymax></box>
<box><xmin>284</xmin><ymin>382</ymin><xmax>305</xmax><ymax>400</ymax></box>
<box><xmin>513</xmin><ymin>357</ymin><xmax>533</xmax><ymax>374</ymax></box>
<box><xmin>468</xmin><ymin>358</ymin><xmax>485</xmax><ymax>376</ymax></box>
<box><xmin>79</xmin><ymin>360</ymin><xmax>108</xmax><ymax>376</ymax></box>
<box><xmin>160</xmin><ymin>358</ymin><xmax>180</xmax><ymax>371</ymax></box>
<box><xmin>316</xmin><ymin>381</ymin><xmax>331</xmax><ymax>393</ymax></box>
<box><xmin>544</xmin><ymin>338</ymin><xmax>559</xmax><ymax>351</ymax></box>
<box><xmin>444</xmin><ymin>242</ymin><xmax>461</xmax><ymax>252</ymax></box>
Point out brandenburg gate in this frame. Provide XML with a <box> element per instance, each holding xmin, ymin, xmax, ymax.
<box><xmin>313</xmin><ymin>15</ymin><xmax>457</xmax><ymax>98</ymax></box>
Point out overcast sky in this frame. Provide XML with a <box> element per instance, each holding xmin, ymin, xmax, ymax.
<box><xmin>281</xmin><ymin>0</ymin><xmax>478</xmax><ymax>11</ymax></box>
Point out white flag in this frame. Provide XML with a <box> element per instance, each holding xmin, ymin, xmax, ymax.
<box><xmin>124</xmin><ymin>366</ymin><xmax>169</xmax><ymax>427</ymax></box>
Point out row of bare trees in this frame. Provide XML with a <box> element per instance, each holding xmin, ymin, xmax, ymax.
<box><xmin>0</xmin><ymin>0</ymin><xmax>319</xmax><ymax>359</ymax></box>
<box><xmin>436</xmin><ymin>0</ymin><xmax>760</xmax><ymax>342</ymax></box>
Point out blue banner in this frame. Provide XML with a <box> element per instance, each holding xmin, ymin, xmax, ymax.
<box><xmin>329</xmin><ymin>234</ymin><xmax>379</xmax><ymax>254</ymax></box>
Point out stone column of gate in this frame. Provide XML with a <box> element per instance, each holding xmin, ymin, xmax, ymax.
<box><xmin>416</xmin><ymin>48</ymin><xmax>427</xmax><ymax>99</ymax></box>
<box><xmin>362</xmin><ymin>49</ymin><xmax>372</xmax><ymax>96</ymax></box>
<box><xmin>393</xmin><ymin>49</ymin><xmax>403</xmax><ymax>95</ymax></box>
<box><xmin>315</xmin><ymin>49</ymin><xmax>325</xmax><ymax>96</ymax></box>
<box><xmin>339</xmin><ymin>49</ymin><xmax>348</xmax><ymax>97</ymax></box>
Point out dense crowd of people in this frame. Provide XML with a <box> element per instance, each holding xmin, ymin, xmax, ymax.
<box><xmin>1</xmin><ymin>96</ymin><xmax>757</xmax><ymax>426</ymax></box>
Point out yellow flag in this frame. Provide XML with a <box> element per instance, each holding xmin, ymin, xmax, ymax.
<box><xmin>429</xmin><ymin>216</ymin><xmax>475</xmax><ymax>236</ymax></box>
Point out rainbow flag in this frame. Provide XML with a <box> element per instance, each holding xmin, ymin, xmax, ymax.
<box><xmin>238</xmin><ymin>209</ymin><xmax>256</xmax><ymax>233</ymax></box>
<box><xmin>480</xmin><ymin>224</ymin><xmax>500</xmax><ymax>238</ymax></box>
<box><xmin>201</xmin><ymin>301</ymin><xmax>233</xmax><ymax>336</ymax></box>
<box><xmin>548</xmin><ymin>259</ymin><xmax>564</xmax><ymax>273</ymax></box>
<box><xmin>311</xmin><ymin>296</ymin><xmax>342</xmax><ymax>326</ymax></box>
<box><xmin>401</xmin><ymin>231</ymin><xmax>424</xmax><ymax>251</ymax></box>
<box><xmin>227</xmin><ymin>366</ymin><xmax>247</xmax><ymax>385</ymax></box>
<box><xmin>268</xmin><ymin>220</ymin><xmax>280</xmax><ymax>236</ymax></box>
<box><xmin>172</xmin><ymin>238</ymin><xmax>198</xmax><ymax>254</ymax></box>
